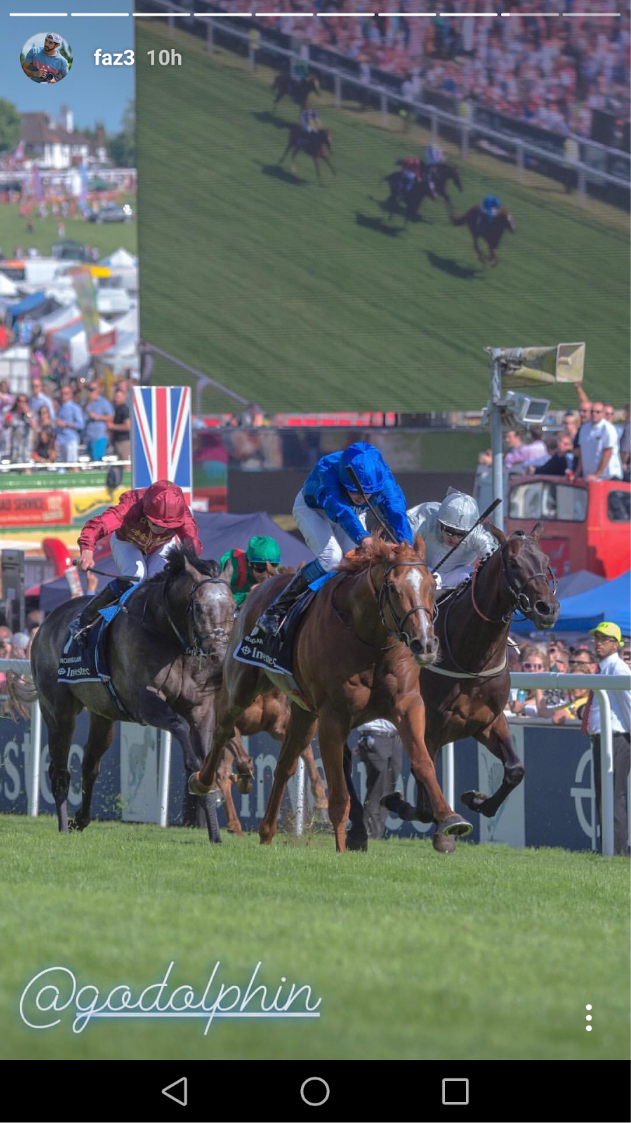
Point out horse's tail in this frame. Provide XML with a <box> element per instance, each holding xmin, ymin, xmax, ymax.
<box><xmin>4</xmin><ymin>671</ymin><xmax>38</xmax><ymax>722</ymax></box>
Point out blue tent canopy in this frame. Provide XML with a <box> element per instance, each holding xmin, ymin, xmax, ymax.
<box><xmin>511</xmin><ymin>570</ymin><xmax>630</xmax><ymax>637</ymax></box>
<box><xmin>9</xmin><ymin>291</ymin><xmax>47</xmax><ymax>321</ymax></box>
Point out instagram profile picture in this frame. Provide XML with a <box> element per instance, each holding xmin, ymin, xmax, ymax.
<box><xmin>21</xmin><ymin>32</ymin><xmax>72</xmax><ymax>85</ymax></box>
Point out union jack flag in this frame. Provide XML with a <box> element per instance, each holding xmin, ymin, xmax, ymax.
<box><xmin>132</xmin><ymin>386</ymin><xmax>192</xmax><ymax>506</ymax></box>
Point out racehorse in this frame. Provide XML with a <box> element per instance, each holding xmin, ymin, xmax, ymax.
<box><xmin>383</xmin><ymin>168</ymin><xmax>436</xmax><ymax>221</ymax></box>
<box><xmin>215</xmin><ymin>713</ymin><xmax>327</xmax><ymax>836</ymax></box>
<box><xmin>272</xmin><ymin>74</ymin><xmax>320</xmax><ymax>110</ymax></box>
<box><xmin>189</xmin><ymin>538</ymin><xmax>474</xmax><ymax>850</ymax></box>
<box><xmin>452</xmin><ymin>205</ymin><xmax>516</xmax><ymax>266</ymax></box>
<box><xmin>279</xmin><ymin>126</ymin><xmax>334</xmax><ymax>180</ymax></box>
<box><xmin>28</xmin><ymin>546</ymin><xmax>249</xmax><ymax>843</ymax></box>
<box><xmin>426</xmin><ymin>161</ymin><xmax>462</xmax><ymax>204</ymax></box>
<box><xmin>378</xmin><ymin>525</ymin><xmax>559</xmax><ymax>853</ymax></box>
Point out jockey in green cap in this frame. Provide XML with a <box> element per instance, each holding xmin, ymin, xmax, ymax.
<box><xmin>220</xmin><ymin>535</ymin><xmax>282</xmax><ymax>607</ymax></box>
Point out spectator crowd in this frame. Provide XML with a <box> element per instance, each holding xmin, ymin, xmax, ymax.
<box><xmin>0</xmin><ymin>365</ymin><xmax>131</xmax><ymax>468</ymax></box>
<box><xmin>219</xmin><ymin>0</ymin><xmax>630</xmax><ymax>140</ymax></box>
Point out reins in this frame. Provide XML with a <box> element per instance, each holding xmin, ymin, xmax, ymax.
<box><xmin>332</xmin><ymin>554</ymin><xmax>436</xmax><ymax>652</ymax></box>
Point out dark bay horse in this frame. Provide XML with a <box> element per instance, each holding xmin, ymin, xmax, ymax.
<box><xmin>383</xmin><ymin>168</ymin><xmax>436</xmax><ymax>221</ymax></box>
<box><xmin>280</xmin><ymin>126</ymin><xmax>334</xmax><ymax>179</ymax></box>
<box><xmin>380</xmin><ymin>525</ymin><xmax>559</xmax><ymax>853</ymax></box>
<box><xmin>272</xmin><ymin>74</ymin><xmax>320</xmax><ymax>110</ymax></box>
<box><xmin>29</xmin><ymin>547</ymin><xmax>247</xmax><ymax>842</ymax></box>
<box><xmin>426</xmin><ymin>161</ymin><xmax>462</xmax><ymax>204</ymax></box>
<box><xmin>190</xmin><ymin>539</ymin><xmax>473</xmax><ymax>850</ymax></box>
<box><xmin>452</xmin><ymin>205</ymin><xmax>515</xmax><ymax>266</ymax></box>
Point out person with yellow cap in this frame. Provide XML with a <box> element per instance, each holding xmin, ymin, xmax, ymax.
<box><xmin>586</xmin><ymin>622</ymin><xmax>630</xmax><ymax>856</ymax></box>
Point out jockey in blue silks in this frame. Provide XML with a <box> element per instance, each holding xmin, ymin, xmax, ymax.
<box><xmin>482</xmin><ymin>194</ymin><xmax>501</xmax><ymax>219</ymax></box>
<box><xmin>256</xmin><ymin>442</ymin><xmax>413</xmax><ymax>635</ymax></box>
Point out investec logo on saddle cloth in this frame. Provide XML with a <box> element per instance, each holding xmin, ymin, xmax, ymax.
<box><xmin>58</xmin><ymin>653</ymin><xmax>96</xmax><ymax>681</ymax></box>
<box><xmin>235</xmin><ymin>628</ymin><xmax>288</xmax><ymax>675</ymax></box>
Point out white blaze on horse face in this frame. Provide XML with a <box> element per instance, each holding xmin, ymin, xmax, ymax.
<box><xmin>405</xmin><ymin>567</ymin><xmax>432</xmax><ymax>646</ymax></box>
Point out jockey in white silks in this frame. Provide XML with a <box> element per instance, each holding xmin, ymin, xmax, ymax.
<box><xmin>407</xmin><ymin>488</ymin><xmax>497</xmax><ymax>590</ymax></box>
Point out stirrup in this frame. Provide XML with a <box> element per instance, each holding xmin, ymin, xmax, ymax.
<box><xmin>256</xmin><ymin>609</ymin><xmax>285</xmax><ymax>637</ymax></box>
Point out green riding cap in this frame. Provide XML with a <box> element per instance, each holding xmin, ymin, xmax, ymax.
<box><xmin>246</xmin><ymin>535</ymin><xmax>282</xmax><ymax>565</ymax></box>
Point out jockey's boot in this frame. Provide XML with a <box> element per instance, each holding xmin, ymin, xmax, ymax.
<box><xmin>68</xmin><ymin>577</ymin><xmax>134</xmax><ymax>648</ymax></box>
<box><xmin>255</xmin><ymin>568</ymin><xmax>311</xmax><ymax>637</ymax></box>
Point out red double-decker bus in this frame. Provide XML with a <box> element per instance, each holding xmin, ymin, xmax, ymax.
<box><xmin>505</xmin><ymin>475</ymin><xmax>630</xmax><ymax>579</ymax></box>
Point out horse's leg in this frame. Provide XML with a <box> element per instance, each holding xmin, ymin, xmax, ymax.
<box><xmin>316</xmin><ymin>708</ymin><xmax>351</xmax><ymax>853</ymax></box>
<box><xmin>278</xmin><ymin>139</ymin><xmax>291</xmax><ymax>164</ymax></box>
<box><xmin>490</xmin><ymin>244</ymin><xmax>499</xmax><ymax>267</ymax></box>
<box><xmin>195</xmin><ymin>665</ymin><xmax>263</xmax><ymax>792</ymax></box>
<box><xmin>462</xmin><ymin>713</ymin><xmax>524</xmax><ymax>818</ymax></box>
<box><xmin>259</xmin><ymin>706</ymin><xmax>317</xmax><ymax>846</ymax></box>
<box><xmin>302</xmin><ymin>742</ymin><xmax>327</xmax><ymax>810</ymax></box>
<box><xmin>139</xmin><ymin>691</ymin><xmax>221</xmax><ymax>843</ymax></box>
<box><xmin>44</xmin><ymin>700</ymin><xmax>79</xmax><ymax>833</ymax></box>
<box><xmin>313</xmin><ymin>156</ymin><xmax>323</xmax><ymax>184</ymax></box>
<box><xmin>321</xmin><ymin>154</ymin><xmax>336</xmax><ymax>176</ymax></box>
<box><xmin>344</xmin><ymin>744</ymin><xmax>368</xmax><ymax>852</ymax></box>
<box><xmin>70</xmin><ymin>713</ymin><xmax>115</xmax><ymax>832</ymax></box>
<box><xmin>216</xmin><ymin>744</ymin><xmax>244</xmax><ymax>836</ymax></box>
<box><xmin>473</xmin><ymin>236</ymin><xmax>486</xmax><ymax>265</ymax></box>
<box><xmin>397</xmin><ymin>697</ymin><xmax>472</xmax><ymax>837</ymax></box>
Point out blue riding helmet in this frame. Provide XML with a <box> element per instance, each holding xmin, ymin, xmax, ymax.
<box><xmin>339</xmin><ymin>442</ymin><xmax>385</xmax><ymax>495</ymax></box>
<box><xmin>482</xmin><ymin>194</ymin><xmax>501</xmax><ymax>216</ymax></box>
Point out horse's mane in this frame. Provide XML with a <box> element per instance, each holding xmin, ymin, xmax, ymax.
<box><xmin>147</xmin><ymin>544</ymin><xmax>221</xmax><ymax>584</ymax></box>
<box><xmin>336</xmin><ymin>539</ymin><xmax>422</xmax><ymax>575</ymax></box>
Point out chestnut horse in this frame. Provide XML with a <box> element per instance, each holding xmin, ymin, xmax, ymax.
<box><xmin>381</xmin><ymin>525</ymin><xmax>559</xmax><ymax>852</ymax></box>
<box><xmin>280</xmin><ymin>126</ymin><xmax>334</xmax><ymax>180</ymax></box>
<box><xmin>452</xmin><ymin>205</ymin><xmax>515</xmax><ymax>266</ymax></box>
<box><xmin>190</xmin><ymin>538</ymin><xmax>473</xmax><ymax>850</ymax></box>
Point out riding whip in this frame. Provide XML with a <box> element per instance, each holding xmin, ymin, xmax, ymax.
<box><xmin>72</xmin><ymin>559</ymin><xmax>141</xmax><ymax>582</ymax></box>
<box><xmin>345</xmin><ymin>465</ymin><xmax>397</xmax><ymax>543</ymax></box>
<box><xmin>433</xmin><ymin>497</ymin><xmax>501</xmax><ymax>574</ymax></box>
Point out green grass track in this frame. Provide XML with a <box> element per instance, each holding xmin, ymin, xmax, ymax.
<box><xmin>1</xmin><ymin>817</ymin><xmax>628</xmax><ymax>1060</ymax></box>
<box><xmin>136</xmin><ymin>22</ymin><xmax>629</xmax><ymax>412</ymax></box>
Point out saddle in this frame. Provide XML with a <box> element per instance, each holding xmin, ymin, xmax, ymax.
<box><xmin>233</xmin><ymin>588</ymin><xmax>316</xmax><ymax>710</ymax></box>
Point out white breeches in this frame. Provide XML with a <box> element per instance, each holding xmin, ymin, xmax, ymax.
<box><xmin>439</xmin><ymin>561</ymin><xmax>474</xmax><ymax>588</ymax></box>
<box><xmin>292</xmin><ymin>490</ymin><xmax>367</xmax><ymax>572</ymax></box>
<box><xmin>110</xmin><ymin>532</ymin><xmax>178</xmax><ymax>580</ymax></box>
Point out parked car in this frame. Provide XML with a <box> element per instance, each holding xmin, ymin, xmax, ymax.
<box><xmin>505</xmin><ymin>475</ymin><xmax>630</xmax><ymax>579</ymax></box>
<box><xmin>87</xmin><ymin>203</ymin><xmax>133</xmax><ymax>224</ymax></box>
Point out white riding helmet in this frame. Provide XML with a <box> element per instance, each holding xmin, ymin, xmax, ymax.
<box><xmin>438</xmin><ymin>489</ymin><xmax>479</xmax><ymax>533</ymax></box>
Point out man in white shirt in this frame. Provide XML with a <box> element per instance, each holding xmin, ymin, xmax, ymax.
<box><xmin>587</xmin><ymin>622</ymin><xmax>630</xmax><ymax>855</ymax></box>
<box><xmin>355</xmin><ymin>719</ymin><xmax>403</xmax><ymax>839</ymax></box>
<box><xmin>576</xmin><ymin>403</ymin><xmax>623</xmax><ymax>481</ymax></box>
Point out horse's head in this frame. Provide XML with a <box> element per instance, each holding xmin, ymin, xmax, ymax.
<box><xmin>342</xmin><ymin>538</ymin><xmax>438</xmax><ymax>664</ymax></box>
<box><xmin>489</xmin><ymin>523</ymin><xmax>559</xmax><ymax>630</ymax></box>
<box><xmin>163</xmin><ymin>546</ymin><xmax>236</xmax><ymax>665</ymax></box>
<box><xmin>502</xmin><ymin>209</ymin><xmax>516</xmax><ymax>233</ymax></box>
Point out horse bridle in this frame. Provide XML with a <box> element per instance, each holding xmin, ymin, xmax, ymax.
<box><xmin>368</xmin><ymin>558</ymin><xmax>437</xmax><ymax>647</ymax></box>
<box><xmin>163</xmin><ymin>576</ymin><xmax>233</xmax><ymax>659</ymax></box>
<box><xmin>471</xmin><ymin>539</ymin><xmax>557</xmax><ymax>625</ymax></box>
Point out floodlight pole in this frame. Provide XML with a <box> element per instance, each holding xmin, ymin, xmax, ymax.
<box><xmin>489</xmin><ymin>349</ymin><xmax>505</xmax><ymax>533</ymax></box>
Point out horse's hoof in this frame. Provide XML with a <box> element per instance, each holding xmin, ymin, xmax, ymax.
<box><xmin>433</xmin><ymin>830</ymin><xmax>456</xmax><ymax>854</ymax></box>
<box><xmin>439</xmin><ymin>813</ymin><xmax>473</xmax><ymax>837</ymax></box>
<box><xmin>380</xmin><ymin>790</ymin><xmax>405</xmax><ymax>814</ymax></box>
<box><xmin>67</xmin><ymin>817</ymin><xmax>84</xmax><ymax>833</ymax></box>
<box><xmin>188</xmin><ymin>772</ymin><xmax>212</xmax><ymax>797</ymax></box>
<box><xmin>346</xmin><ymin>831</ymin><xmax>368</xmax><ymax>852</ymax></box>
<box><xmin>461</xmin><ymin>789</ymin><xmax>488</xmax><ymax>813</ymax></box>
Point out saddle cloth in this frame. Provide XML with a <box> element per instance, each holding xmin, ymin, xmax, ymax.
<box><xmin>57</xmin><ymin>587</ymin><xmax>136</xmax><ymax>717</ymax></box>
<box><xmin>233</xmin><ymin>588</ymin><xmax>316</xmax><ymax>709</ymax></box>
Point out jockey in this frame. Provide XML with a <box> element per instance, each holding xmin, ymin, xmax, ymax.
<box><xmin>220</xmin><ymin>535</ymin><xmax>281</xmax><ymax>607</ymax></box>
<box><xmin>256</xmin><ymin>442</ymin><xmax>413</xmax><ymax>635</ymax></box>
<box><xmin>407</xmin><ymin>488</ymin><xmax>497</xmax><ymax>590</ymax></box>
<box><xmin>301</xmin><ymin>109</ymin><xmax>320</xmax><ymax>133</ymax></box>
<box><xmin>424</xmin><ymin>144</ymin><xmax>444</xmax><ymax>166</ymax></box>
<box><xmin>70</xmin><ymin>480</ymin><xmax>202</xmax><ymax>643</ymax></box>
<box><xmin>400</xmin><ymin>156</ymin><xmax>420</xmax><ymax>191</ymax></box>
<box><xmin>481</xmin><ymin>194</ymin><xmax>501</xmax><ymax>220</ymax></box>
